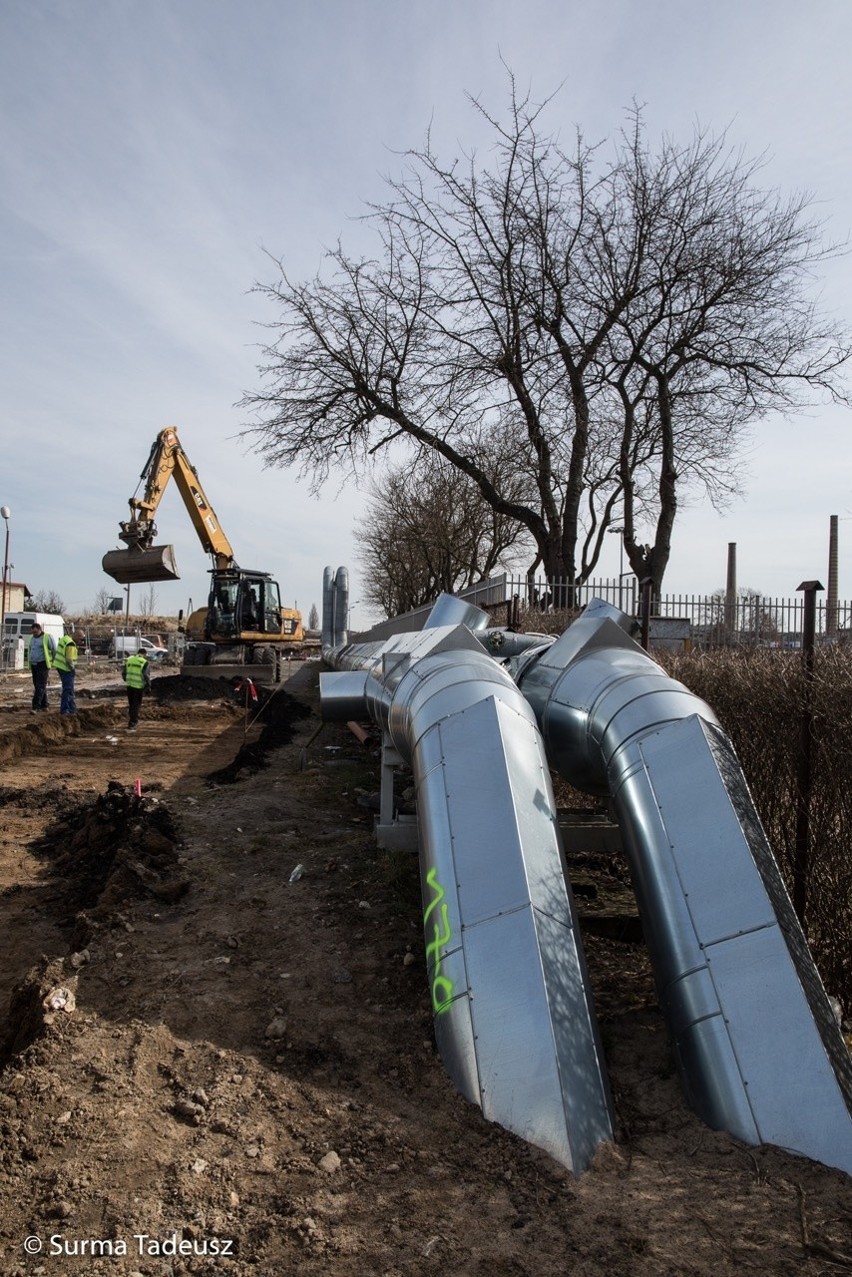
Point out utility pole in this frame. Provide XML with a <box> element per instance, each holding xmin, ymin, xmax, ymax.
<box><xmin>724</xmin><ymin>542</ymin><xmax>737</xmax><ymax>642</ymax></box>
<box><xmin>826</xmin><ymin>515</ymin><xmax>838</xmax><ymax>640</ymax></box>
<box><xmin>0</xmin><ymin>506</ymin><xmax>10</xmax><ymax>670</ymax></box>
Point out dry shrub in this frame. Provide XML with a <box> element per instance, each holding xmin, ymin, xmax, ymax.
<box><xmin>519</xmin><ymin>606</ymin><xmax>580</xmax><ymax>636</ymax></box>
<box><xmin>665</xmin><ymin>648</ymin><xmax>852</xmax><ymax>1011</ymax></box>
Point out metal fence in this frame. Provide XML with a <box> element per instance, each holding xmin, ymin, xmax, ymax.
<box><xmin>459</xmin><ymin>572</ymin><xmax>639</xmax><ymax>613</ymax></box>
<box><xmin>650</xmin><ymin>592</ymin><xmax>852</xmax><ymax>649</ymax></box>
<box><xmin>462</xmin><ymin>574</ymin><xmax>852</xmax><ymax>650</ymax></box>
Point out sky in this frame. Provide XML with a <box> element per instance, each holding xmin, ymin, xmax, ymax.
<box><xmin>2</xmin><ymin>0</ymin><xmax>851</xmax><ymax>626</ymax></box>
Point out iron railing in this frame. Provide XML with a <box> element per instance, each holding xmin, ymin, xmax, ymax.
<box><xmin>460</xmin><ymin>574</ymin><xmax>852</xmax><ymax>650</ymax></box>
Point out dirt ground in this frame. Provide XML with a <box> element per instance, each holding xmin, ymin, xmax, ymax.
<box><xmin>0</xmin><ymin>661</ymin><xmax>849</xmax><ymax>1277</ymax></box>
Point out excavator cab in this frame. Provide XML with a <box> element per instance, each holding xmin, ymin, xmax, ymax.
<box><xmin>206</xmin><ymin>570</ymin><xmax>281</xmax><ymax>641</ymax></box>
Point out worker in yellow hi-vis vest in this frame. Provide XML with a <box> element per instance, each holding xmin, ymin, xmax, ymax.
<box><xmin>54</xmin><ymin>630</ymin><xmax>79</xmax><ymax>716</ymax></box>
<box><xmin>121</xmin><ymin>651</ymin><xmax>151</xmax><ymax>732</ymax></box>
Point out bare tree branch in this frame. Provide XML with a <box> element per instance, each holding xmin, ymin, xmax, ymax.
<box><xmin>241</xmin><ymin>82</ymin><xmax>851</xmax><ymax>598</ymax></box>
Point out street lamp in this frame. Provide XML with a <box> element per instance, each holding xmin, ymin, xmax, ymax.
<box><xmin>0</xmin><ymin>506</ymin><xmax>10</xmax><ymax>668</ymax></box>
<box><xmin>607</xmin><ymin>525</ymin><xmax>625</xmax><ymax>608</ymax></box>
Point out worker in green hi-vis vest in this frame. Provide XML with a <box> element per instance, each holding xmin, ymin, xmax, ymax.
<box><xmin>121</xmin><ymin>651</ymin><xmax>151</xmax><ymax>732</ymax></box>
<box><xmin>26</xmin><ymin>622</ymin><xmax>56</xmax><ymax>712</ymax></box>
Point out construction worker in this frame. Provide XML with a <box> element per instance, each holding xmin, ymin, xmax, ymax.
<box><xmin>121</xmin><ymin>649</ymin><xmax>151</xmax><ymax>732</ymax></box>
<box><xmin>27</xmin><ymin>622</ymin><xmax>56</xmax><ymax>712</ymax></box>
<box><xmin>54</xmin><ymin>629</ymin><xmax>79</xmax><ymax>716</ymax></box>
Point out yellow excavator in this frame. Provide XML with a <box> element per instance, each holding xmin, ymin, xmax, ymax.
<box><xmin>102</xmin><ymin>427</ymin><xmax>303</xmax><ymax>669</ymax></box>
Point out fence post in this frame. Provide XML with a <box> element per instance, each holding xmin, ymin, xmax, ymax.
<box><xmin>639</xmin><ymin>578</ymin><xmax>653</xmax><ymax>651</ymax></box>
<box><xmin>793</xmin><ymin>579</ymin><xmax>823</xmax><ymax>929</ymax></box>
<box><xmin>507</xmin><ymin>594</ymin><xmax>520</xmax><ymax>632</ymax></box>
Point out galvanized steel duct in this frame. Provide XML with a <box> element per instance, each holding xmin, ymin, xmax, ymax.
<box><xmin>422</xmin><ymin>592</ymin><xmax>491</xmax><ymax>632</ymax></box>
<box><xmin>321</xmin><ymin>618</ymin><xmax>615</xmax><ymax>1173</ymax></box>
<box><xmin>518</xmin><ymin>599</ymin><xmax>852</xmax><ymax>1175</ymax></box>
<box><xmin>321</xmin><ymin>584</ymin><xmax>852</xmax><ymax>1175</ymax></box>
<box><xmin>321</xmin><ymin>567</ymin><xmax>335</xmax><ymax>651</ymax></box>
<box><xmin>321</xmin><ymin>565</ymin><xmax>350</xmax><ymax>650</ymax></box>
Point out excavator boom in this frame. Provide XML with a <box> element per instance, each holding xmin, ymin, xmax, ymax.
<box><xmin>102</xmin><ymin>427</ymin><xmax>235</xmax><ymax>584</ymax></box>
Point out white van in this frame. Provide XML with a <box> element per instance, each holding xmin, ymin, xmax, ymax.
<box><xmin>3</xmin><ymin>611</ymin><xmax>65</xmax><ymax>644</ymax></box>
<box><xmin>1</xmin><ymin>612</ymin><xmax>65</xmax><ymax>671</ymax></box>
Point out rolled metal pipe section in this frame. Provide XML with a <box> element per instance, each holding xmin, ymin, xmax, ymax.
<box><xmin>322</xmin><ymin>615</ymin><xmax>614</xmax><ymax>1172</ymax></box>
<box><xmin>519</xmin><ymin>599</ymin><xmax>852</xmax><ymax>1175</ymax></box>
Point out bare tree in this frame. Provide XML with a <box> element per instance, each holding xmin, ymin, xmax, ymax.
<box><xmin>29</xmin><ymin>588</ymin><xmax>65</xmax><ymax>613</ymax></box>
<box><xmin>308</xmin><ymin>603</ymin><xmax>319</xmax><ymax>631</ymax></box>
<box><xmin>356</xmin><ymin>451</ymin><xmax>530</xmax><ymax>617</ymax></box>
<box><xmin>138</xmin><ymin>585</ymin><xmax>157</xmax><ymax>619</ymax></box>
<box><xmin>606</xmin><ymin>116</ymin><xmax>851</xmax><ymax>592</ymax></box>
<box><xmin>242</xmin><ymin>82</ymin><xmax>850</xmax><ymax>598</ymax></box>
<box><xmin>92</xmin><ymin>587</ymin><xmax>114</xmax><ymax>614</ymax></box>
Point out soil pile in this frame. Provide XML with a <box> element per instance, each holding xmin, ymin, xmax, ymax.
<box><xmin>32</xmin><ymin>781</ymin><xmax>187</xmax><ymax>916</ymax></box>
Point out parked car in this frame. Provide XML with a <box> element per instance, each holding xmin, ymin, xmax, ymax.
<box><xmin>109</xmin><ymin>635</ymin><xmax>169</xmax><ymax>661</ymax></box>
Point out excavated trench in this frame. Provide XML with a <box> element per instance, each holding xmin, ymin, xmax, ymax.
<box><xmin>203</xmin><ymin>680</ymin><xmax>311</xmax><ymax>783</ymax></box>
<box><xmin>0</xmin><ymin>675</ymin><xmax>311</xmax><ymax>1066</ymax></box>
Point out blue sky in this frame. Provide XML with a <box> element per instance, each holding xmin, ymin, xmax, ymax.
<box><xmin>2</xmin><ymin>0</ymin><xmax>851</xmax><ymax>624</ymax></box>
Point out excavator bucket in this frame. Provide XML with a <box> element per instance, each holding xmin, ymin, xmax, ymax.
<box><xmin>102</xmin><ymin>544</ymin><xmax>180</xmax><ymax>585</ymax></box>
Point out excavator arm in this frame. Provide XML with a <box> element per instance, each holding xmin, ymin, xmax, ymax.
<box><xmin>103</xmin><ymin>425</ymin><xmax>304</xmax><ymax>657</ymax></box>
<box><xmin>103</xmin><ymin>427</ymin><xmax>236</xmax><ymax>583</ymax></box>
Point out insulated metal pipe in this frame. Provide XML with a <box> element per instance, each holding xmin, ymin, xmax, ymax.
<box><xmin>423</xmin><ymin>592</ymin><xmax>491</xmax><ymax>632</ymax></box>
<box><xmin>322</xmin><ymin>585</ymin><xmax>852</xmax><ymax>1174</ymax></box>
<box><xmin>518</xmin><ymin>599</ymin><xmax>852</xmax><ymax>1175</ymax></box>
<box><xmin>334</xmin><ymin>565</ymin><xmax>349</xmax><ymax>647</ymax></box>
<box><xmin>321</xmin><ymin>615</ymin><xmax>614</xmax><ymax>1173</ymax></box>
<box><xmin>321</xmin><ymin>566</ymin><xmax>335</xmax><ymax>651</ymax></box>
<box><xmin>476</xmin><ymin>629</ymin><xmax>555</xmax><ymax>660</ymax></box>
<box><xmin>321</xmin><ymin>564</ymin><xmax>351</xmax><ymax>652</ymax></box>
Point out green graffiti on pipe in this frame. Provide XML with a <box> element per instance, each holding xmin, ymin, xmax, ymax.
<box><xmin>424</xmin><ymin>866</ymin><xmax>455</xmax><ymax>1014</ymax></box>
